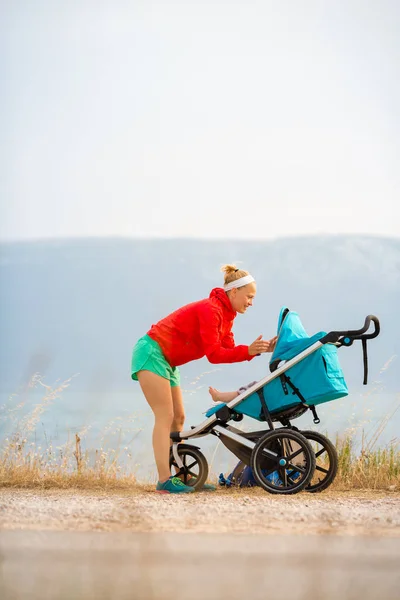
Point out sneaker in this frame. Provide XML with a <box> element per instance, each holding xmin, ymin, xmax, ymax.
<box><xmin>202</xmin><ymin>483</ymin><xmax>217</xmax><ymax>491</ymax></box>
<box><xmin>156</xmin><ymin>476</ymin><xmax>195</xmax><ymax>494</ymax></box>
<box><xmin>187</xmin><ymin>477</ymin><xmax>216</xmax><ymax>491</ymax></box>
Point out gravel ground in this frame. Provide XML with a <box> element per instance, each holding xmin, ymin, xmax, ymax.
<box><xmin>1</xmin><ymin>488</ymin><xmax>399</xmax><ymax>536</ymax></box>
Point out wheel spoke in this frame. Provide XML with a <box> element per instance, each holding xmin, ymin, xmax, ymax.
<box><xmin>315</xmin><ymin>448</ymin><xmax>327</xmax><ymax>459</ymax></box>
<box><xmin>260</xmin><ymin>447</ymin><xmax>278</xmax><ymax>459</ymax></box>
<box><xmin>287</xmin><ymin>475</ymin><xmax>299</xmax><ymax>485</ymax></box>
<box><xmin>315</xmin><ymin>465</ymin><xmax>329</xmax><ymax>474</ymax></box>
<box><xmin>186</xmin><ymin>460</ymin><xmax>197</xmax><ymax>470</ymax></box>
<box><xmin>280</xmin><ymin>468</ymin><xmax>288</xmax><ymax>487</ymax></box>
<box><xmin>287</xmin><ymin>447</ymin><xmax>304</xmax><ymax>461</ymax></box>
<box><xmin>287</xmin><ymin>462</ymin><xmax>306</xmax><ymax>474</ymax></box>
<box><xmin>286</xmin><ymin>439</ymin><xmax>295</xmax><ymax>455</ymax></box>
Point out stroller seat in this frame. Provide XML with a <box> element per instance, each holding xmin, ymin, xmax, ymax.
<box><xmin>206</xmin><ymin>309</ymin><xmax>348</xmax><ymax>422</ymax></box>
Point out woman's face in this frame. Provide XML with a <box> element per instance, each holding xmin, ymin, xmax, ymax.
<box><xmin>228</xmin><ymin>282</ymin><xmax>257</xmax><ymax>314</ymax></box>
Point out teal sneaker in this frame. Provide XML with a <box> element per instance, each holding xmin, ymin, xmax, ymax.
<box><xmin>156</xmin><ymin>476</ymin><xmax>195</xmax><ymax>494</ymax></box>
<box><xmin>187</xmin><ymin>478</ymin><xmax>216</xmax><ymax>491</ymax></box>
<box><xmin>200</xmin><ymin>483</ymin><xmax>216</xmax><ymax>491</ymax></box>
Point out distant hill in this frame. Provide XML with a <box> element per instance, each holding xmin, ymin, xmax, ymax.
<box><xmin>0</xmin><ymin>235</ymin><xmax>399</xmax><ymax>395</ymax></box>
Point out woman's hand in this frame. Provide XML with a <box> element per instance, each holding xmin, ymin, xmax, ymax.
<box><xmin>265</xmin><ymin>335</ymin><xmax>278</xmax><ymax>352</ymax></box>
<box><xmin>248</xmin><ymin>335</ymin><xmax>278</xmax><ymax>355</ymax></box>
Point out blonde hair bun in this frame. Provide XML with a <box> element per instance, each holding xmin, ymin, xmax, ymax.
<box><xmin>220</xmin><ymin>263</ymin><xmax>249</xmax><ymax>286</ymax></box>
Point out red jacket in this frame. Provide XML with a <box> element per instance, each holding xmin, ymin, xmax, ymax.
<box><xmin>147</xmin><ymin>288</ymin><xmax>254</xmax><ymax>367</ymax></box>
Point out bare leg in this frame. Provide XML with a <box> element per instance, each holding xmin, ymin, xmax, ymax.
<box><xmin>170</xmin><ymin>386</ymin><xmax>186</xmax><ymax>478</ymax></box>
<box><xmin>137</xmin><ymin>370</ymin><xmax>173</xmax><ymax>483</ymax></box>
<box><xmin>171</xmin><ymin>385</ymin><xmax>185</xmax><ymax>436</ymax></box>
<box><xmin>208</xmin><ymin>387</ymin><xmax>239</xmax><ymax>403</ymax></box>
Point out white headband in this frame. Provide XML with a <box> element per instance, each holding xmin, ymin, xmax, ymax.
<box><xmin>224</xmin><ymin>274</ymin><xmax>255</xmax><ymax>292</ymax></box>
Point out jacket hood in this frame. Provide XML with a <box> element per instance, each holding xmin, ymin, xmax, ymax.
<box><xmin>209</xmin><ymin>287</ymin><xmax>237</xmax><ymax>319</ymax></box>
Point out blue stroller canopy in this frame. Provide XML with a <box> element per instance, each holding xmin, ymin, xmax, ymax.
<box><xmin>270</xmin><ymin>308</ymin><xmax>327</xmax><ymax>363</ymax></box>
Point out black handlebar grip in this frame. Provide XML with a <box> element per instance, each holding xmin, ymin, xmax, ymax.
<box><xmin>358</xmin><ymin>315</ymin><xmax>380</xmax><ymax>339</ymax></box>
<box><xmin>320</xmin><ymin>315</ymin><xmax>380</xmax><ymax>344</ymax></box>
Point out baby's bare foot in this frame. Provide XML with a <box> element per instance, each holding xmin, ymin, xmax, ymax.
<box><xmin>208</xmin><ymin>387</ymin><xmax>239</xmax><ymax>403</ymax></box>
<box><xmin>208</xmin><ymin>386</ymin><xmax>221</xmax><ymax>402</ymax></box>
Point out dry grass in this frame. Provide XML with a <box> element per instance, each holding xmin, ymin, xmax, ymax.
<box><xmin>333</xmin><ymin>433</ymin><xmax>400</xmax><ymax>490</ymax></box>
<box><xmin>1</xmin><ymin>373</ymin><xmax>399</xmax><ymax>491</ymax></box>
<box><xmin>0</xmin><ymin>374</ymin><xmax>141</xmax><ymax>490</ymax></box>
<box><xmin>331</xmin><ymin>392</ymin><xmax>400</xmax><ymax>490</ymax></box>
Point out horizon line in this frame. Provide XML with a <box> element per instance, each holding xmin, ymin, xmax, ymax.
<box><xmin>1</xmin><ymin>232</ymin><xmax>399</xmax><ymax>245</ymax></box>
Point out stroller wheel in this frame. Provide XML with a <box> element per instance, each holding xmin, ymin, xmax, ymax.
<box><xmin>301</xmin><ymin>431</ymin><xmax>338</xmax><ymax>493</ymax></box>
<box><xmin>250</xmin><ymin>428</ymin><xmax>316</xmax><ymax>495</ymax></box>
<box><xmin>169</xmin><ymin>445</ymin><xmax>209</xmax><ymax>490</ymax></box>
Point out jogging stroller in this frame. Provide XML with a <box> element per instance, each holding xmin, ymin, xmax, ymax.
<box><xmin>170</xmin><ymin>309</ymin><xmax>380</xmax><ymax>495</ymax></box>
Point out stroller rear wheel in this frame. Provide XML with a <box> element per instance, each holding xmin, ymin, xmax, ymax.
<box><xmin>301</xmin><ymin>431</ymin><xmax>338</xmax><ymax>493</ymax></box>
<box><xmin>169</xmin><ymin>445</ymin><xmax>209</xmax><ymax>490</ymax></box>
<box><xmin>250</xmin><ymin>428</ymin><xmax>316</xmax><ymax>495</ymax></box>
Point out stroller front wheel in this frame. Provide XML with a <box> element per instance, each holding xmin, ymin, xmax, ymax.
<box><xmin>250</xmin><ymin>428</ymin><xmax>316</xmax><ymax>495</ymax></box>
<box><xmin>169</xmin><ymin>445</ymin><xmax>209</xmax><ymax>490</ymax></box>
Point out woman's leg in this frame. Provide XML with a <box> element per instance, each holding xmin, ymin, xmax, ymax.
<box><xmin>171</xmin><ymin>385</ymin><xmax>185</xmax><ymax>435</ymax></box>
<box><xmin>137</xmin><ymin>370</ymin><xmax>174</xmax><ymax>483</ymax></box>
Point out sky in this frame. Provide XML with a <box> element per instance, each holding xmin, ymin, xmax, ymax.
<box><xmin>1</xmin><ymin>0</ymin><xmax>399</xmax><ymax>241</ymax></box>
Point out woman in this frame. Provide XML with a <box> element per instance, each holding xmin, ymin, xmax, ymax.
<box><xmin>131</xmin><ymin>264</ymin><xmax>277</xmax><ymax>494</ymax></box>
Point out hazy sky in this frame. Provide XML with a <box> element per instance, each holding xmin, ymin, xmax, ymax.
<box><xmin>2</xmin><ymin>1</ymin><xmax>399</xmax><ymax>241</ymax></box>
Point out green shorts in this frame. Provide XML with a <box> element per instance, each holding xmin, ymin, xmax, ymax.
<box><xmin>131</xmin><ymin>334</ymin><xmax>180</xmax><ymax>387</ymax></box>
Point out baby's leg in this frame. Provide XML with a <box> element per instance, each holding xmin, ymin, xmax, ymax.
<box><xmin>208</xmin><ymin>387</ymin><xmax>238</xmax><ymax>403</ymax></box>
<box><xmin>237</xmin><ymin>381</ymin><xmax>258</xmax><ymax>394</ymax></box>
<box><xmin>209</xmin><ymin>381</ymin><xmax>258</xmax><ymax>403</ymax></box>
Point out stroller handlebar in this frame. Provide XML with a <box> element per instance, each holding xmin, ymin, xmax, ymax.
<box><xmin>321</xmin><ymin>315</ymin><xmax>380</xmax><ymax>344</ymax></box>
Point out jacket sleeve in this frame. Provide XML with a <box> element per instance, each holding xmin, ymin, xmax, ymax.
<box><xmin>221</xmin><ymin>330</ymin><xmax>235</xmax><ymax>349</ymax></box>
<box><xmin>221</xmin><ymin>330</ymin><xmax>257</xmax><ymax>361</ymax></box>
<box><xmin>198</xmin><ymin>304</ymin><xmax>253</xmax><ymax>364</ymax></box>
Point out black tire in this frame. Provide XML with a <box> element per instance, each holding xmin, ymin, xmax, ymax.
<box><xmin>250</xmin><ymin>428</ymin><xmax>316</xmax><ymax>495</ymax></box>
<box><xmin>301</xmin><ymin>430</ymin><xmax>338</xmax><ymax>493</ymax></box>
<box><xmin>169</xmin><ymin>445</ymin><xmax>209</xmax><ymax>490</ymax></box>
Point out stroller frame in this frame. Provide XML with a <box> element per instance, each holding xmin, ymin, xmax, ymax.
<box><xmin>170</xmin><ymin>315</ymin><xmax>380</xmax><ymax>494</ymax></box>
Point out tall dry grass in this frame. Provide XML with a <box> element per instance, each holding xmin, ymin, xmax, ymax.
<box><xmin>0</xmin><ymin>373</ymin><xmax>399</xmax><ymax>491</ymax></box>
<box><xmin>334</xmin><ymin>435</ymin><xmax>399</xmax><ymax>490</ymax></box>
<box><xmin>333</xmin><ymin>397</ymin><xmax>400</xmax><ymax>490</ymax></box>
<box><xmin>0</xmin><ymin>374</ymin><xmax>139</xmax><ymax>489</ymax></box>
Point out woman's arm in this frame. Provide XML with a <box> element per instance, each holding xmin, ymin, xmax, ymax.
<box><xmin>198</xmin><ymin>305</ymin><xmax>253</xmax><ymax>364</ymax></box>
<box><xmin>221</xmin><ymin>330</ymin><xmax>258</xmax><ymax>361</ymax></box>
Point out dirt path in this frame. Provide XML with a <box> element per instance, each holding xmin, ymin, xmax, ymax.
<box><xmin>2</xmin><ymin>529</ymin><xmax>400</xmax><ymax>600</ymax></box>
<box><xmin>1</xmin><ymin>488</ymin><xmax>399</xmax><ymax>536</ymax></box>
